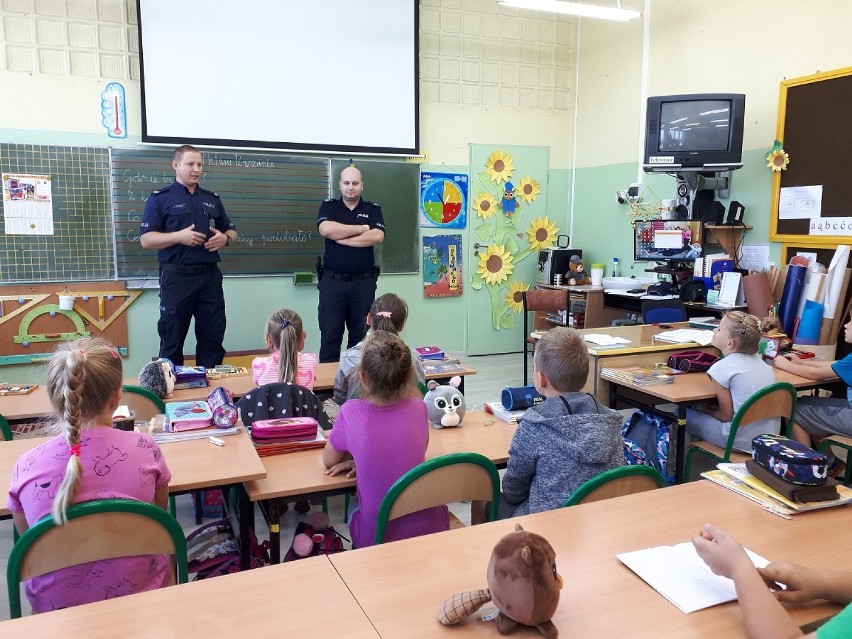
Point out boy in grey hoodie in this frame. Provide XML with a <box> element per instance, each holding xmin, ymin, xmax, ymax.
<box><xmin>475</xmin><ymin>327</ymin><xmax>624</xmax><ymax>522</ymax></box>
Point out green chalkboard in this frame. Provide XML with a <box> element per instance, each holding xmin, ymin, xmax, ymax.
<box><xmin>0</xmin><ymin>144</ymin><xmax>112</xmax><ymax>283</ymax></box>
<box><xmin>330</xmin><ymin>158</ymin><xmax>419</xmax><ymax>274</ymax></box>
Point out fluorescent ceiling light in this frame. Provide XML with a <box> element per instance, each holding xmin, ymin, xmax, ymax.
<box><xmin>496</xmin><ymin>0</ymin><xmax>641</xmax><ymax>21</ymax></box>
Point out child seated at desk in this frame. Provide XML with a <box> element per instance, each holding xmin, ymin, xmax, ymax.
<box><xmin>7</xmin><ymin>338</ymin><xmax>171</xmax><ymax>613</ymax></box>
<box><xmin>774</xmin><ymin>312</ymin><xmax>852</xmax><ymax>449</ymax></box>
<box><xmin>333</xmin><ymin>293</ymin><xmax>425</xmax><ymax>404</ymax></box>
<box><xmin>323</xmin><ymin>331</ymin><xmax>448</xmax><ymax>548</ymax></box>
<box><xmin>685</xmin><ymin>311</ymin><xmax>777</xmax><ymax>452</ymax></box>
<box><xmin>252</xmin><ymin>308</ymin><xmax>317</xmax><ymax>389</ymax></box>
<box><xmin>474</xmin><ymin>327</ymin><xmax>624</xmax><ymax>523</ymax></box>
<box><xmin>694</xmin><ymin>523</ymin><xmax>852</xmax><ymax>638</ymax></box>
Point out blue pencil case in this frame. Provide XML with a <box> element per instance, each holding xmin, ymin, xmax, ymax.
<box><xmin>752</xmin><ymin>434</ymin><xmax>829</xmax><ymax>486</ymax></box>
<box><xmin>501</xmin><ymin>385</ymin><xmax>545</xmax><ymax>411</ymax></box>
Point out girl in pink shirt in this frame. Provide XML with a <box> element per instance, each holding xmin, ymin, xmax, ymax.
<box><xmin>8</xmin><ymin>337</ymin><xmax>172</xmax><ymax>613</ymax></box>
<box><xmin>323</xmin><ymin>331</ymin><xmax>448</xmax><ymax>548</ymax></box>
<box><xmin>252</xmin><ymin>309</ymin><xmax>318</xmax><ymax>389</ymax></box>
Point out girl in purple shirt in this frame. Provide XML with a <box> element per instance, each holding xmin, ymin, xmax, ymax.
<box><xmin>8</xmin><ymin>338</ymin><xmax>171</xmax><ymax>613</ymax></box>
<box><xmin>323</xmin><ymin>331</ymin><xmax>448</xmax><ymax>548</ymax></box>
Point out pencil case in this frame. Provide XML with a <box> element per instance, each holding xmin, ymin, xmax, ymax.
<box><xmin>751</xmin><ymin>434</ymin><xmax>829</xmax><ymax>486</ymax></box>
<box><xmin>501</xmin><ymin>385</ymin><xmax>545</xmax><ymax>411</ymax></box>
<box><xmin>251</xmin><ymin>417</ymin><xmax>318</xmax><ymax>443</ymax></box>
<box><xmin>207</xmin><ymin>386</ymin><xmax>239</xmax><ymax>428</ymax></box>
<box><xmin>666</xmin><ymin>350</ymin><xmax>719</xmax><ymax>374</ymax></box>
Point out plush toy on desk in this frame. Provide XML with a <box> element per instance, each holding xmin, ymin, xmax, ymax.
<box><xmin>138</xmin><ymin>358</ymin><xmax>176</xmax><ymax>399</ymax></box>
<box><xmin>424</xmin><ymin>376</ymin><xmax>466</xmax><ymax>429</ymax></box>
<box><xmin>565</xmin><ymin>255</ymin><xmax>590</xmax><ymax>286</ymax></box>
<box><xmin>437</xmin><ymin>524</ymin><xmax>563</xmax><ymax>638</ymax></box>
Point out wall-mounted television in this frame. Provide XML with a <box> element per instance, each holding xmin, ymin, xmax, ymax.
<box><xmin>643</xmin><ymin>93</ymin><xmax>746</xmax><ymax>173</ymax></box>
<box><xmin>634</xmin><ymin>220</ymin><xmax>704</xmax><ymax>269</ymax></box>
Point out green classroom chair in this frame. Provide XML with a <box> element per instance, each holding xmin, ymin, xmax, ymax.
<box><xmin>562</xmin><ymin>465</ymin><xmax>667</xmax><ymax>508</ymax></box>
<box><xmin>818</xmin><ymin>436</ymin><xmax>852</xmax><ymax>486</ymax></box>
<box><xmin>7</xmin><ymin>499</ymin><xmax>188</xmax><ymax>618</ymax></box>
<box><xmin>683</xmin><ymin>382</ymin><xmax>797</xmax><ymax>482</ymax></box>
<box><xmin>374</xmin><ymin>452</ymin><xmax>500</xmax><ymax>545</ymax></box>
<box><xmin>0</xmin><ymin>413</ymin><xmax>12</xmax><ymax>441</ymax></box>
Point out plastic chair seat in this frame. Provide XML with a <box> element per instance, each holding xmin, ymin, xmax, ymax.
<box><xmin>818</xmin><ymin>435</ymin><xmax>852</xmax><ymax>486</ymax></box>
<box><xmin>562</xmin><ymin>465</ymin><xmax>667</xmax><ymax>507</ymax></box>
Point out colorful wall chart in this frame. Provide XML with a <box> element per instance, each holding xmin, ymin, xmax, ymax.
<box><xmin>423</xmin><ymin>234</ymin><xmax>463</xmax><ymax>298</ymax></box>
<box><xmin>420</xmin><ymin>172</ymin><xmax>468</xmax><ymax>229</ymax></box>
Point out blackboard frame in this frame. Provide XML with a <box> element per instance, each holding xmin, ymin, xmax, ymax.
<box><xmin>770</xmin><ymin>65</ymin><xmax>852</xmax><ymax>245</ymax></box>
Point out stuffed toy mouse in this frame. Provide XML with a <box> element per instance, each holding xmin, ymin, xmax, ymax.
<box><xmin>565</xmin><ymin>255</ymin><xmax>590</xmax><ymax>286</ymax></box>
<box><xmin>138</xmin><ymin>358</ymin><xmax>176</xmax><ymax>399</ymax></box>
<box><xmin>423</xmin><ymin>376</ymin><xmax>466</xmax><ymax>429</ymax></box>
<box><xmin>438</xmin><ymin>524</ymin><xmax>563</xmax><ymax>638</ymax></box>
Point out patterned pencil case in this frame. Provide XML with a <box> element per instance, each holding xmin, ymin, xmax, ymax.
<box><xmin>752</xmin><ymin>434</ymin><xmax>829</xmax><ymax>486</ymax></box>
<box><xmin>251</xmin><ymin>417</ymin><xmax>318</xmax><ymax>442</ymax></box>
<box><xmin>666</xmin><ymin>350</ymin><xmax>720</xmax><ymax>373</ymax></box>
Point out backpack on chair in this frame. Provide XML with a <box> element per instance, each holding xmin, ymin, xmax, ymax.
<box><xmin>621</xmin><ymin>409</ymin><xmax>676</xmax><ymax>485</ymax></box>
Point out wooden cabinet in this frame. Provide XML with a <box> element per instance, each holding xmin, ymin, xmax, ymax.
<box><xmin>534</xmin><ymin>286</ymin><xmax>624</xmax><ymax>329</ymax></box>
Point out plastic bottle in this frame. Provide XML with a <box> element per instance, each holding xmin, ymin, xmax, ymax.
<box><xmin>612</xmin><ymin>257</ymin><xmax>620</xmax><ymax>278</ymax></box>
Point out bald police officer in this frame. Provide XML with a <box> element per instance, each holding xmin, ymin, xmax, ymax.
<box><xmin>140</xmin><ymin>145</ymin><xmax>237</xmax><ymax>368</ymax></box>
<box><xmin>316</xmin><ymin>166</ymin><xmax>385</xmax><ymax>363</ymax></box>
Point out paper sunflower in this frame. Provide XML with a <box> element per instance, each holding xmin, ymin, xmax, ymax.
<box><xmin>504</xmin><ymin>280</ymin><xmax>529</xmax><ymax>313</ymax></box>
<box><xmin>517</xmin><ymin>175</ymin><xmax>541</xmax><ymax>204</ymax></box>
<box><xmin>472</xmin><ymin>191</ymin><xmax>499</xmax><ymax>219</ymax></box>
<box><xmin>526</xmin><ymin>216</ymin><xmax>558</xmax><ymax>250</ymax></box>
<box><xmin>477</xmin><ymin>243</ymin><xmax>515</xmax><ymax>285</ymax></box>
<box><xmin>484</xmin><ymin>149</ymin><xmax>514</xmax><ymax>183</ymax></box>
<box><xmin>765</xmin><ymin>140</ymin><xmax>790</xmax><ymax>172</ymax></box>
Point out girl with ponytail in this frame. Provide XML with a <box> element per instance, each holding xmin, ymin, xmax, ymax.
<box><xmin>8</xmin><ymin>337</ymin><xmax>172</xmax><ymax>613</ymax></box>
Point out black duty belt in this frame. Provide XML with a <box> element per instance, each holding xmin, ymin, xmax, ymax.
<box><xmin>160</xmin><ymin>263</ymin><xmax>218</xmax><ymax>274</ymax></box>
<box><xmin>325</xmin><ymin>270</ymin><xmax>373</xmax><ymax>281</ymax></box>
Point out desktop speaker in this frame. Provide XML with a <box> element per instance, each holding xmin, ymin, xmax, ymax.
<box><xmin>725</xmin><ymin>200</ymin><xmax>745</xmax><ymax>225</ymax></box>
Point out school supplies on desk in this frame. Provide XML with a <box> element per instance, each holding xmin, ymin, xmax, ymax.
<box><xmin>250</xmin><ymin>418</ymin><xmax>325</xmax><ymax>457</ymax></box>
<box><xmin>206</xmin><ymin>365</ymin><xmax>249</xmax><ymax>380</ymax></box>
<box><xmin>0</xmin><ymin>383</ymin><xmax>38</xmax><ymax>395</ymax></box>
<box><xmin>600</xmin><ymin>365</ymin><xmax>679</xmax><ymax>387</ymax></box>
<box><xmin>484</xmin><ymin>401</ymin><xmax>525</xmax><ymax>424</ymax></box>
<box><xmin>652</xmin><ymin>329</ymin><xmax>714</xmax><ymax>346</ymax></box>
<box><xmin>174</xmin><ymin>365</ymin><xmax>209</xmax><ymax>389</ymax></box>
<box><xmin>582</xmin><ymin>334</ymin><xmax>631</xmax><ymax>347</ymax></box>
<box><xmin>422</xmin><ymin>359</ymin><xmax>466</xmax><ymax>375</ymax></box>
<box><xmin>617</xmin><ymin>541</ymin><xmax>769</xmax><ymax>614</ymax></box>
<box><xmin>152</xmin><ymin>426</ymin><xmax>242</xmax><ymax>444</ymax></box>
<box><xmin>687</xmin><ymin>317</ymin><xmax>720</xmax><ymax>330</ymax></box>
<box><xmin>745</xmin><ymin>459</ymin><xmax>839</xmax><ymax>503</ymax></box>
<box><xmin>165</xmin><ymin>400</ymin><xmax>214</xmax><ymax>432</ymax></box>
<box><xmin>415</xmin><ymin>345</ymin><xmax>445</xmax><ymax>360</ymax></box>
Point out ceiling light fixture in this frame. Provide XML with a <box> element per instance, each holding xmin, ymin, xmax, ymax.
<box><xmin>496</xmin><ymin>0</ymin><xmax>641</xmax><ymax>22</ymax></box>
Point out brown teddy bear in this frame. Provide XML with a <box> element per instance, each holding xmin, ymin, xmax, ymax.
<box><xmin>565</xmin><ymin>255</ymin><xmax>590</xmax><ymax>286</ymax></box>
<box><xmin>437</xmin><ymin>524</ymin><xmax>563</xmax><ymax>637</ymax></box>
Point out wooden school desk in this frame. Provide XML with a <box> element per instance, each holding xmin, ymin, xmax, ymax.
<box><xmin>0</xmin><ymin>363</ymin><xmax>477</xmax><ymax>422</ymax></box>
<box><xmin>328</xmin><ymin>480</ymin><xmax>850</xmax><ymax>639</ymax></box>
<box><xmin>244</xmin><ymin>410</ymin><xmax>516</xmax><ymax>563</ymax></box>
<box><xmin>0</xmin><ymin>428</ymin><xmax>266</xmax><ymax>518</ymax></box>
<box><xmin>0</xmin><ymin>554</ymin><xmax>379</xmax><ymax>638</ymax></box>
<box><xmin>607</xmin><ymin>367</ymin><xmax>832</xmax><ymax>482</ymax></box>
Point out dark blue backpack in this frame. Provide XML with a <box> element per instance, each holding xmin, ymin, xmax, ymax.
<box><xmin>622</xmin><ymin>409</ymin><xmax>675</xmax><ymax>485</ymax></box>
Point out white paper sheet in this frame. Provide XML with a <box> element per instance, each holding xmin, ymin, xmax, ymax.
<box><xmin>823</xmin><ymin>245</ymin><xmax>850</xmax><ymax>319</ymax></box>
<box><xmin>779</xmin><ymin>185</ymin><xmax>822</xmax><ymax>219</ymax></box>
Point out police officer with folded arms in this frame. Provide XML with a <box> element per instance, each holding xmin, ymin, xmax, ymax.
<box><xmin>140</xmin><ymin>145</ymin><xmax>237</xmax><ymax>368</ymax></box>
<box><xmin>316</xmin><ymin>165</ymin><xmax>385</xmax><ymax>363</ymax></box>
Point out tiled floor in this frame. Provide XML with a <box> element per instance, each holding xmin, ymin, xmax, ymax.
<box><xmin>0</xmin><ymin>353</ymin><xmax>522</xmax><ymax>620</ymax></box>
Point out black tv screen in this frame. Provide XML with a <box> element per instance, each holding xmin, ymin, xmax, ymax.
<box><xmin>634</xmin><ymin>220</ymin><xmax>704</xmax><ymax>265</ymax></box>
<box><xmin>644</xmin><ymin>93</ymin><xmax>745</xmax><ymax>172</ymax></box>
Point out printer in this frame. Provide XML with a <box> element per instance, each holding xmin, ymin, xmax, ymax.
<box><xmin>537</xmin><ymin>248</ymin><xmax>583</xmax><ymax>286</ymax></box>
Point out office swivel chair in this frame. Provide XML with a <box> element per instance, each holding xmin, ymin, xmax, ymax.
<box><xmin>641</xmin><ymin>299</ymin><xmax>688</xmax><ymax>324</ymax></box>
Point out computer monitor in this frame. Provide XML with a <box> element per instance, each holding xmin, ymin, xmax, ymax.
<box><xmin>643</xmin><ymin>93</ymin><xmax>746</xmax><ymax>173</ymax></box>
<box><xmin>634</xmin><ymin>220</ymin><xmax>704</xmax><ymax>270</ymax></box>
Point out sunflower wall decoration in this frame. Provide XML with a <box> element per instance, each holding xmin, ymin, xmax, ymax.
<box><xmin>469</xmin><ymin>148</ymin><xmax>559</xmax><ymax>330</ymax></box>
<box><xmin>765</xmin><ymin>140</ymin><xmax>790</xmax><ymax>172</ymax></box>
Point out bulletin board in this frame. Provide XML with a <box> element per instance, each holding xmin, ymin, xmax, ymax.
<box><xmin>770</xmin><ymin>66</ymin><xmax>852</xmax><ymax>245</ymax></box>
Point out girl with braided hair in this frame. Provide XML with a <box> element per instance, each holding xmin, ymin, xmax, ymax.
<box><xmin>8</xmin><ymin>337</ymin><xmax>171</xmax><ymax>613</ymax></box>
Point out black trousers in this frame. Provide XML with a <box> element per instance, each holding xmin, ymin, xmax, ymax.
<box><xmin>158</xmin><ymin>266</ymin><xmax>226</xmax><ymax>367</ymax></box>
<box><xmin>317</xmin><ymin>272</ymin><xmax>377</xmax><ymax>363</ymax></box>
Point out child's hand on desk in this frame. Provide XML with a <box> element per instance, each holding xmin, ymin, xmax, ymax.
<box><xmin>692</xmin><ymin>524</ymin><xmax>753</xmax><ymax>580</ymax></box>
<box><xmin>325</xmin><ymin>459</ymin><xmax>356</xmax><ymax>479</ymax></box>
<box><xmin>758</xmin><ymin>562</ymin><xmax>823</xmax><ymax>605</ymax></box>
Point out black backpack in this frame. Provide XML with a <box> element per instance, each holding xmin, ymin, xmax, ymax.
<box><xmin>679</xmin><ymin>278</ymin><xmax>707</xmax><ymax>303</ymax></box>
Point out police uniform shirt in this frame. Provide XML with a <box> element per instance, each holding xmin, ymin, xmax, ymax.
<box><xmin>317</xmin><ymin>197</ymin><xmax>385</xmax><ymax>274</ymax></box>
<box><xmin>140</xmin><ymin>181</ymin><xmax>236</xmax><ymax>265</ymax></box>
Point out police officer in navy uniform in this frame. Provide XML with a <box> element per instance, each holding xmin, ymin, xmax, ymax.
<box><xmin>140</xmin><ymin>145</ymin><xmax>237</xmax><ymax>368</ymax></box>
<box><xmin>316</xmin><ymin>165</ymin><xmax>385</xmax><ymax>363</ymax></box>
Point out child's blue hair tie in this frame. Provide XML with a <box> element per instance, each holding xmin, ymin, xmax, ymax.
<box><xmin>280</xmin><ymin>319</ymin><xmax>292</xmax><ymax>330</ymax></box>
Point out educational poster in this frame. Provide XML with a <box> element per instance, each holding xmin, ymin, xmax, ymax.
<box><xmin>419</xmin><ymin>172</ymin><xmax>468</xmax><ymax>228</ymax></box>
<box><xmin>423</xmin><ymin>234</ymin><xmax>463</xmax><ymax>298</ymax></box>
<box><xmin>2</xmin><ymin>173</ymin><xmax>54</xmax><ymax>234</ymax></box>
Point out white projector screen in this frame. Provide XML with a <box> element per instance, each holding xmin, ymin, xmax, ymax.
<box><xmin>137</xmin><ymin>0</ymin><xmax>419</xmax><ymax>154</ymax></box>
